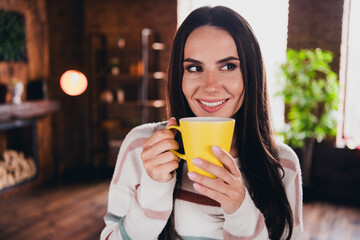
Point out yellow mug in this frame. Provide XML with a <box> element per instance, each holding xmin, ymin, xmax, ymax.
<box><xmin>167</xmin><ymin>117</ymin><xmax>235</xmax><ymax>178</ymax></box>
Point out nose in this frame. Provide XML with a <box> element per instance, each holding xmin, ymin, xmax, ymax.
<box><xmin>203</xmin><ymin>71</ymin><xmax>221</xmax><ymax>93</ymax></box>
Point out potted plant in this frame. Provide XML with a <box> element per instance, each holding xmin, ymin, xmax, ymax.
<box><xmin>0</xmin><ymin>9</ymin><xmax>27</xmax><ymax>62</ymax></box>
<box><xmin>277</xmin><ymin>48</ymin><xmax>340</xmax><ymax>186</ymax></box>
<box><xmin>0</xmin><ymin>9</ymin><xmax>27</xmax><ymax>103</ymax></box>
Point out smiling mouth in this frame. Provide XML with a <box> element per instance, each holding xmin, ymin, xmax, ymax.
<box><xmin>199</xmin><ymin>99</ymin><xmax>227</xmax><ymax>107</ymax></box>
<box><xmin>196</xmin><ymin>98</ymin><xmax>229</xmax><ymax>113</ymax></box>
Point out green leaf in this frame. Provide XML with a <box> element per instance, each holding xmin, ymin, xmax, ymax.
<box><xmin>276</xmin><ymin>48</ymin><xmax>339</xmax><ymax>147</ymax></box>
<box><xmin>0</xmin><ymin>9</ymin><xmax>27</xmax><ymax>62</ymax></box>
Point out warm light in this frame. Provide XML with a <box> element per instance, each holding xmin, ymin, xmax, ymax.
<box><xmin>152</xmin><ymin>100</ymin><xmax>165</xmax><ymax>108</ymax></box>
<box><xmin>60</xmin><ymin>70</ymin><xmax>88</xmax><ymax>96</ymax></box>
<box><xmin>153</xmin><ymin>71</ymin><xmax>165</xmax><ymax>79</ymax></box>
<box><xmin>152</xmin><ymin>42</ymin><xmax>165</xmax><ymax>50</ymax></box>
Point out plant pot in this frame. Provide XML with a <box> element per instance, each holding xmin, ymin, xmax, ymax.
<box><xmin>0</xmin><ymin>62</ymin><xmax>28</xmax><ymax>103</ymax></box>
<box><xmin>8</xmin><ymin>81</ymin><xmax>24</xmax><ymax>105</ymax></box>
<box><xmin>302</xmin><ymin>138</ymin><xmax>316</xmax><ymax>186</ymax></box>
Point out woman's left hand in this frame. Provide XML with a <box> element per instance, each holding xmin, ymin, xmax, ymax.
<box><xmin>187</xmin><ymin>145</ymin><xmax>246</xmax><ymax>214</ymax></box>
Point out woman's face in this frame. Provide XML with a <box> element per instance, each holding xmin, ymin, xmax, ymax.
<box><xmin>182</xmin><ymin>26</ymin><xmax>245</xmax><ymax>118</ymax></box>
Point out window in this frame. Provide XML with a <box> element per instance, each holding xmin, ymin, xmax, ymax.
<box><xmin>338</xmin><ymin>0</ymin><xmax>360</xmax><ymax>149</ymax></box>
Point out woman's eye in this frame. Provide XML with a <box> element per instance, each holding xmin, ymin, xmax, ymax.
<box><xmin>186</xmin><ymin>65</ymin><xmax>202</xmax><ymax>72</ymax></box>
<box><xmin>221</xmin><ymin>63</ymin><xmax>237</xmax><ymax>71</ymax></box>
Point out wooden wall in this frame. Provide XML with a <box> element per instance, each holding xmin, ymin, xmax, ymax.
<box><xmin>46</xmin><ymin>0</ymin><xmax>89</xmax><ymax>180</ymax></box>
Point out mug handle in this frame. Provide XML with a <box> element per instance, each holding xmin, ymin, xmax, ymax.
<box><xmin>166</xmin><ymin>125</ymin><xmax>186</xmax><ymax>161</ymax></box>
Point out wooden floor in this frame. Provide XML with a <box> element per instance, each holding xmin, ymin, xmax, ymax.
<box><xmin>0</xmin><ymin>180</ymin><xmax>109</xmax><ymax>240</ymax></box>
<box><xmin>1</xmin><ymin>180</ymin><xmax>360</xmax><ymax>240</ymax></box>
<box><xmin>302</xmin><ymin>201</ymin><xmax>360</xmax><ymax>240</ymax></box>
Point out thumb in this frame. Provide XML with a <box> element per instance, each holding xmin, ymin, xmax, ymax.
<box><xmin>166</xmin><ymin>117</ymin><xmax>178</xmax><ymax>135</ymax></box>
<box><xmin>166</xmin><ymin>117</ymin><xmax>177</xmax><ymax>128</ymax></box>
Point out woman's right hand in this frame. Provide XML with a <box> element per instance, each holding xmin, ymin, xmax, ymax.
<box><xmin>141</xmin><ymin>118</ymin><xmax>180</xmax><ymax>182</ymax></box>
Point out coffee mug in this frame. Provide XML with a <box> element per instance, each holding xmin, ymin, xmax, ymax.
<box><xmin>167</xmin><ymin>117</ymin><xmax>235</xmax><ymax>178</ymax></box>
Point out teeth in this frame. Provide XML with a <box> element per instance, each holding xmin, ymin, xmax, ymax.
<box><xmin>200</xmin><ymin>100</ymin><xmax>226</xmax><ymax>107</ymax></box>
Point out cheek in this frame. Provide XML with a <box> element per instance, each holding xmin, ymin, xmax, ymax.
<box><xmin>226</xmin><ymin>77</ymin><xmax>244</xmax><ymax>96</ymax></box>
<box><xmin>235</xmin><ymin>82</ymin><xmax>244</xmax><ymax>95</ymax></box>
<box><xmin>182</xmin><ymin>78</ymin><xmax>195</xmax><ymax>99</ymax></box>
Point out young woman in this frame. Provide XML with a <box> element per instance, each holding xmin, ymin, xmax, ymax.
<box><xmin>101</xmin><ymin>6</ymin><xmax>303</xmax><ymax>240</ymax></box>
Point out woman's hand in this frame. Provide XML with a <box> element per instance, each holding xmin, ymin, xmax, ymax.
<box><xmin>187</xmin><ymin>145</ymin><xmax>246</xmax><ymax>214</ymax></box>
<box><xmin>141</xmin><ymin>118</ymin><xmax>180</xmax><ymax>183</ymax></box>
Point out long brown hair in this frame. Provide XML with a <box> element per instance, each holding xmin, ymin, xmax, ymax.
<box><xmin>161</xmin><ymin>6</ymin><xmax>293</xmax><ymax>240</ymax></box>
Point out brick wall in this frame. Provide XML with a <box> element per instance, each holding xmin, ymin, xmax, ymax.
<box><xmin>287</xmin><ymin>0</ymin><xmax>345</xmax><ymax>74</ymax></box>
<box><xmin>84</xmin><ymin>0</ymin><xmax>177</xmax><ymax>73</ymax></box>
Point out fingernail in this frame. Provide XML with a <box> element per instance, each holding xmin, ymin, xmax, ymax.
<box><xmin>212</xmin><ymin>145</ymin><xmax>221</xmax><ymax>153</ymax></box>
<box><xmin>193</xmin><ymin>183</ymin><xmax>201</xmax><ymax>191</ymax></box>
<box><xmin>170</xmin><ymin>117</ymin><xmax>176</xmax><ymax>120</ymax></box>
<box><xmin>188</xmin><ymin>172</ymin><xmax>197</xmax><ymax>179</ymax></box>
<box><xmin>192</xmin><ymin>158</ymin><xmax>203</xmax><ymax>165</ymax></box>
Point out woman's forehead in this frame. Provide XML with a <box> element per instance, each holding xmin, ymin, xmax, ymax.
<box><xmin>184</xmin><ymin>26</ymin><xmax>238</xmax><ymax>60</ymax></box>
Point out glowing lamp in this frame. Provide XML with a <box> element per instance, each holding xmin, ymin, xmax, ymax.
<box><xmin>60</xmin><ymin>70</ymin><xmax>88</xmax><ymax>96</ymax></box>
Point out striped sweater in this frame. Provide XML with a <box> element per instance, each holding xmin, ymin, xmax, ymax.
<box><xmin>100</xmin><ymin>121</ymin><xmax>303</xmax><ymax>240</ymax></box>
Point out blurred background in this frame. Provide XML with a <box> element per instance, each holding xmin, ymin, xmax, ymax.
<box><xmin>0</xmin><ymin>0</ymin><xmax>359</xmax><ymax>239</ymax></box>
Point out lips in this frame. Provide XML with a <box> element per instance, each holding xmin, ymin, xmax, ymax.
<box><xmin>196</xmin><ymin>98</ymin><xmax>229</xmax><ymax>113</ymax></box>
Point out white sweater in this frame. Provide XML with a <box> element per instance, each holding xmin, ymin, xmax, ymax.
<box><xmin>100</xmin><ymin>121</ymin><xmax>303</xmax><ymax>240</ymax></box>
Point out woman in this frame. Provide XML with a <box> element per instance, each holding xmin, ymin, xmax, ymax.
<box><xmin>101</xmin><ymin>6</ymin><xmax>303</xmax><ymax>240</ymax></box>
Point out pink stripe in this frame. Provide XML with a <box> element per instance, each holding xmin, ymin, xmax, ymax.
<box><xmin>279</xmin><ymin>158</ymin><xmax>296</xmax><ymax>172</ymax></box>
<box><xmin>112</xmin><ymin>137</ymin><xmax>147</xmax><ymax>184</ymax></box>
<box><xmin>279</xmin><ymin>158</ymin><xmax>301</xmax><ymax>226</ymax></box>
<box><xmin>177</xmin><ymin>189</ymin><xmax>220</xmax><ymax>207</ymax></box>
<box><xmin>223</xmin><ymin>213</ymin><xmax>265</xmax><ymax>240</ymax></box>
<box><xmin>134</xmin><ymin>189</ymin><xmax>171</xmax><ymax>221</ymax></box>
<box><xmin>105</xmin><ymin>231</ymin><xmax>113</xmax><ymax>240</ymax></box>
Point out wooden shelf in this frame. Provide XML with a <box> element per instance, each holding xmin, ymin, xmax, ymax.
<box><xmin>0</xmin><ymin>100</ymin><xmax>60</xmax><ymax>123</ymax></box>
<box><xmin>89</xmin><ymin>33</ymin><xmax>166</xmax><ymax>169</ymax></box>
<box><xmin>107</xmin><ymin>74</ymin><xmax>142</xmax><ymax>84</ymax></box>
<box><xmin>106</xmin><ymin>72</ymin><xmax>165</xmax><ymax>83</ymax></box>
<box><xmin>106</xmin><ymin>99</ymin><xmax>165</xmax><ymax>108</ymax></box>
<box><xmin>0</xmin><ymin>99</ymin><xmax>59</xmax><ymax>194</ymax></box>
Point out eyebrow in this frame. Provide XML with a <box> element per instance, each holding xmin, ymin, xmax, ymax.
<box><xmin>217</xmin><ymin>56</ymin><xmax>240</xmax><ymax>64</ymax></box>
<box><xmin>183</xmin><ymin>58</ymin><xmax>202</xmax><ymax>64</ymax></box>
<box><xmin>183</xmin><ymin>56</ymin><xmax>240</xmax><ymax>64</ymax></box>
